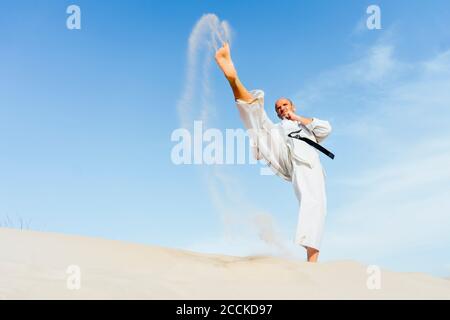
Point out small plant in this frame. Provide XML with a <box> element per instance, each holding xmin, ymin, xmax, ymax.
<box><xmin>0</xmin><ymin>214</ymin><xmax>32</xmax><ymax>230</ymax></box>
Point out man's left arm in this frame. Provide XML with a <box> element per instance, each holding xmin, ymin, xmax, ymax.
<box><xmin>290</xmin><ymin>114</ymin><xmax>332</xmax><ymax>143</ymax></box>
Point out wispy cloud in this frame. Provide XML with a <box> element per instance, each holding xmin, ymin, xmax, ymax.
<box><xmin>352</xmin><ymin>15</ymin><xmax>368</xmax><ymax>36</ymax></box>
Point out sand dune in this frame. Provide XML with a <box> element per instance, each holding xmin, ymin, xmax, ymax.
<box><xmin>0</xmin><ymin>228</ymin><xmax>448</xmax><ymax>299</ymax></box>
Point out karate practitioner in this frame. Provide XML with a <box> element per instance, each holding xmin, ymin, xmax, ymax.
<box><xmin>214</xmin><ymin>42</ymin><xmax>332</xmax><ymax>262</ymax></box>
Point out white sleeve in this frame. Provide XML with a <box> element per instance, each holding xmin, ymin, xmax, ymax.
<box><xmin>305</xmin><ymin>117</ymin><xmax>332</xmax><ymax>143</ymax></box>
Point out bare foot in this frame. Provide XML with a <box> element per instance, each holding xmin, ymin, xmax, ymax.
<box><xmin>306</xmin><ymin>247</ymin><xmax>319</xmax><ymax>263</ymax></box>
<box><xmin>215</xmin><ymin>42</ymin><xmax>237</xmax><ymax>81</ymax></box>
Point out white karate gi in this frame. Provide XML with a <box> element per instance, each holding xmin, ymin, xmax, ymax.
<box><xmin>235</xmin><ymin>89</ymin><xmax>332</xmax><ymax>250</ymax></box>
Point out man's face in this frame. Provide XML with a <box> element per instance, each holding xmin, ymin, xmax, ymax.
<box><xmin>275</xmin><ymin>98</ymin><xmax>295</xmax><ymax>119</ymax></box>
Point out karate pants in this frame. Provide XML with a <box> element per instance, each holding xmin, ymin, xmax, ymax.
<box><xmin>236</xmin><ymin>93</ymin><xmax>327</xmax><ymax>250</ymax></box>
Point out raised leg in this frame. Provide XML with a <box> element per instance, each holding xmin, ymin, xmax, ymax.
<box><xmin>215</xmin><ymin>42</ymin><xmax>254</xmax><ymax>103</ymax></box>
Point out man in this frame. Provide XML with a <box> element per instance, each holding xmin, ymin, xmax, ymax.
<box><xmin>214</xmin><ymin>42</ymin><xmax>332</xmax><ymax>262</ymax></box>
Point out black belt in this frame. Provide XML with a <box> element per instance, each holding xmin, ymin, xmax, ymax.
<box><xmin>288</xmin><ymin>129</ymin><xmax>335</xmax><ymax>160</ymax></box>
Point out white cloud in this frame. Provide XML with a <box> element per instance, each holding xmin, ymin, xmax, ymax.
<box><xmin>352</xmin><ymin>15</ymin><xmax>368</xmax><ymax>36</ymax></box>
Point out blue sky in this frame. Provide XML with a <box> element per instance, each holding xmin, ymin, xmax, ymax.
<box><xmin>1</xmin><ymin>1</ymin><xmax>450</xmax><ymax>277</ymax></box>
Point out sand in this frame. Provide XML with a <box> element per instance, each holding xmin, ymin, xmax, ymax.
<box><xmin>0</xmin><ymin>228</ymin><xmax>448</xmax><ymax>299</ymax></box>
